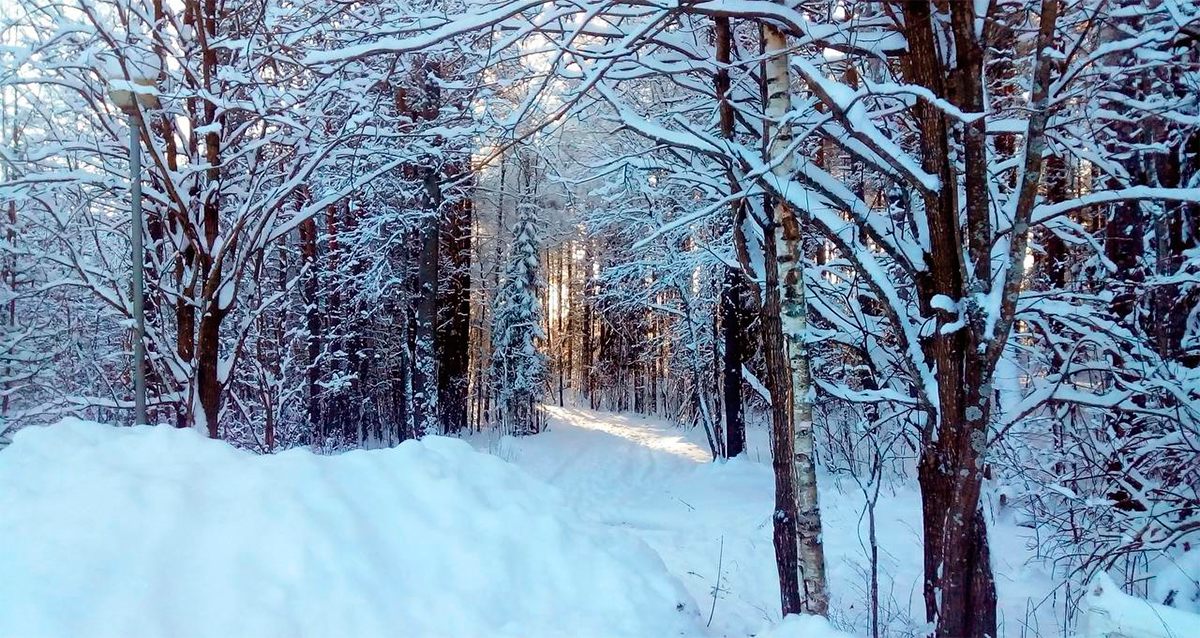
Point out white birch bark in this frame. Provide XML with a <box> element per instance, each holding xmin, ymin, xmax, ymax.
<box><xmin>762</xmin><ymin>21</ymin><xmax>830</xmax><ymax>616</ymax></box>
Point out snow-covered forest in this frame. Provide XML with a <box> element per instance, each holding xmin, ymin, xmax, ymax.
<box><xmin>1</xmin><ymin>0</ymin><xmax>1199</xmax><ymax>636</ymax></box>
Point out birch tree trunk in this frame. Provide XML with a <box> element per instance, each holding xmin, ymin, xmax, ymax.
<box><xmin>761</xmin><ymin>211</ymin><xmax>802</xmax><ymax>616</ymax></box>
<box><xmin>762</xmin><ymin>21</ymin><xmax>830</xmax><ymax>616</ymax></box>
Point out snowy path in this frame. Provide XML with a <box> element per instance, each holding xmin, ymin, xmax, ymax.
<box><xmin>472</xmin><ymin>406</ymin><xmax>1052</xmax><ymax>638</ymax></box>
<box><xmin>475</xmin><ymin>406</ymin><xmax>788</xmax><ymax>637</ymax></box>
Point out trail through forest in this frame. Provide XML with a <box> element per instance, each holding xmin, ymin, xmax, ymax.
<box><xmin>472</xmin><ymin>407</ymin><xmax>1054</xmax><ymax>638</ymax></box>
<box><xmin>475</xmin><ymin>406</ymin><xmax>783</xmax><ymax>637</ymax></box>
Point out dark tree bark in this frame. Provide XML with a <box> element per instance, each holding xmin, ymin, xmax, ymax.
<box><xmin>412</xmin><ymin>169</ymin><xmax>441</xmax><ymax>436</ymax></box>
<box><xmin>761</xmin><ymin>211</ymin><xmax>803</xmax><ymax>615</ymax></box>
<box><xmin>403</xmin><ymin>61</ymin><xmax>445</xmax><ymax>437</ymax></box>
<box><xmin>566</xmin><ymin>240</ymin><xmax>575</xmax><ymax>401</ymax></box>
<box><xmin>1150</xmin><ymin>128</ymin><xmax>1200</xmax><ymax>365</ymax></box>
<box><xmin>721</xmin><ymin>267</ymin><xmax>748</xmax><ymax>458</ymax></box>
<box><xmin>437</xmin><ymin>162</ymin><xmax>472</xmax><ymax>435</ymax></box>
<box><xmin>174</xmin><ymin>248</ymin><xmax>196</xmax><ymax>429</ymax></box>
<box><xmin>1106</xmin><ymin>195</ymin><xmax>1146</xmax><ymax>330</ymax></box>
<box><xmin>322</xmin><ymin>202</ymin><xmax>347</xmax><ymax>437</ymax></box>
<box><xmin>299</xmin><ymin>216</ymin><xmax>323</xmax><ymax>437</ymax></box>
<box><xmin>899</xmin><ymin>2</ymin><xmax>1011</xmax><ymax>636</ymax></box>
<box><xmin>394</xmin><ymin>297</ymin><xmax>413</xmax><ymax>441</ymax></box>
<box><xmin>188</xmin><ymin>0</ymin><xmax>227</xmax><ymax>439</ymax></box>
<box><xmin>582</xmin><ymin>241</ymin><xmax>597</xmax><ymax>409</ymax></box>
<box><xmin>341</xmin><ymin>199</ymin><xmax>366</xmax><ymax>443</ymax></box>
<box><xmin>482</xmin><ymin>154</ymin><xmax>508</xmax><ymax>427</ymax></box>
<box><xmin>715</xmin><ymin>14</ymin><xmax>747</xmax><ymax>458</ymax></box>
<box><xmin>1043</xmin><ymin>155</ymin><xmax>1070</xmax><ymax>289</ymax></box>
<box><xmin>195</xmin><ymin>306</ymin><xmax>225</xmax><ymax>438</ymax></box>
<box><xmin>557</xmin><ymin>246</ymin><xmax>566</xmax><ymax>407</ymax></box>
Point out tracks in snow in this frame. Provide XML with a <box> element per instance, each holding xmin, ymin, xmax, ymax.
<box><xmin>478</xmin><ymin>406</ymin><xmax>782</xmax><ymax>637</ymax></box>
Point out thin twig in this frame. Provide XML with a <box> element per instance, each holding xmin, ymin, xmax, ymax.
<box><xmin>708</xmin><ymin>535</ymin><xmax>725</xmax><ymax>628</ymax></box>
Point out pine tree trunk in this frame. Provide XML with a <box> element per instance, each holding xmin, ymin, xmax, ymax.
<box><xmin>437</xmin><ymin>164</ymin><xmax>472</xmax><ymax>435</ymax></box>
<box><xmin>323</xmin><ymin>202</ymin><xmax>347</xmax><ymax>437</ymax></box>
<box><xmin>566</xmin><ymin>240</ymin><xmax>575</xmax><ymax>402</ymax></box>
<box><xmin>716</xmin><ymin>15</ymin><xmax>747</xmax><ymax>458</ymax></box>
<box><xmin>398</xmin><ymin>308</ymin><xmax>415</xmax><ymax>441</ymax></box>
<box><xmin>412</xmin><ymin>169</ymin><xmax>441</xmax><ymax>437</ymax></box>
<box><xmin>342</xmin><ymin>200</ymin><xmax>365</xmax><ymax>443</ymax></box>
<box><xmin>299</xmin><ymin>216</ymin><xmax>323</xmax><ymax>437</ymax></box>
<box><xmin>557</xmin><ymin>246</ymin><xmax>565</xmax><ymax>407</ymax></box>
<box><xmin>721</xmin><ymin>267</ymin><xmax>747</xmax><ymax>458</ymax></box>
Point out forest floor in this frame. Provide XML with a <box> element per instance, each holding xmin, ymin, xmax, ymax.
<box><xmin>470</xmin><ymin>405</ymin><xmax>1060</xmax><ymax>638</ymax></box>
<box><xmin>0</xmin><ymin>408</ymin><xmax>1069</xmax><ymax>638</ymax></box>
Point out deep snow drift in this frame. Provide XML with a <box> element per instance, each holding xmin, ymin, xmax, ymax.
<box><xmin>0</xmin><ymin>419</ymin><xmax>700</xmax><ymax>638</ymax></box>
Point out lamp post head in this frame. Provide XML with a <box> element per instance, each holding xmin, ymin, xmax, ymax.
<box><xmin>105</xmin><ymin>44</ymin><xmax>161</xmax><ymax>114</ymax></box>
<box><xmin>107</xmin><ymin>77</ymin><xmax>160</xmax><ymax>115</ymax></box>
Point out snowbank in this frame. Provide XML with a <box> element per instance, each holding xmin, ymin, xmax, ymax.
<box><xmin>754</xmin><ymin>614</ymin><xmax>858</xmax><ymax>638</ymax></box>
<box><xmin>0</xmin><ymin>420</ymin><xmax>700</xmax><ymax>638</ymax></box>
<box><xmin>1081</xmin><ymin>572</ymin><xmax>1200</xmax><ymax>638</ymax></box>
<box><xmin>1150</xmin><ymin>549</ymin><xmax>1200</xmax><ymax>615</ymax></box>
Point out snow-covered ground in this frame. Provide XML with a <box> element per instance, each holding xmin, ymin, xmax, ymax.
<box><xmin>5</xmin><ymin>406</ymin><xmax>1169</xmax><ymax>638</ymax></box>
<box><xmin>469</xmin><ymin>406</ymin><xmax>1058</xmax><ymax>638</ymax></box>
<box><xmin>0</xmin><ymin>418</ymin><xmax>699</xmax><ymax>638</ymax></box>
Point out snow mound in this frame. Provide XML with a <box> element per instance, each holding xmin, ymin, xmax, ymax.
<box><xmin>0</xmin><ymin>420</ymin><xmax>700</xmax><ymax>638</ymax></box>
<box><xmin>1081</xmin><ymin>572</ymin><xmax>1200</xmax><ymax>638</ymax></box>
<box><xmin>754</xmin><ymin>614</ymin><xmax>857</xmax><ymax>638</ymax></box>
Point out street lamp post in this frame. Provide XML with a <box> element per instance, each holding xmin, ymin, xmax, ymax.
<box><xmin>108</xmin><ymin>77</ymin><xmax>157</xmax><ymax>426</ymax></box>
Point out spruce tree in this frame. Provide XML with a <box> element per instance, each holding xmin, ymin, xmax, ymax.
<box><xmin>489</xmin><ymin>195</ymin><xmax>547</xmax><ymax>435</ymax></box>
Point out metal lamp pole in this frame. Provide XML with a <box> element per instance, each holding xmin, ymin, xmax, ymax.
<box><xmin>109</xmin><ymin>78</ymin><xmax>155</xmax><ymax>427</ymax></box>
<box><xmin>128</xmin><ymin>109</ymin><xmax>147</xmax><ymax>427</ymax></box>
